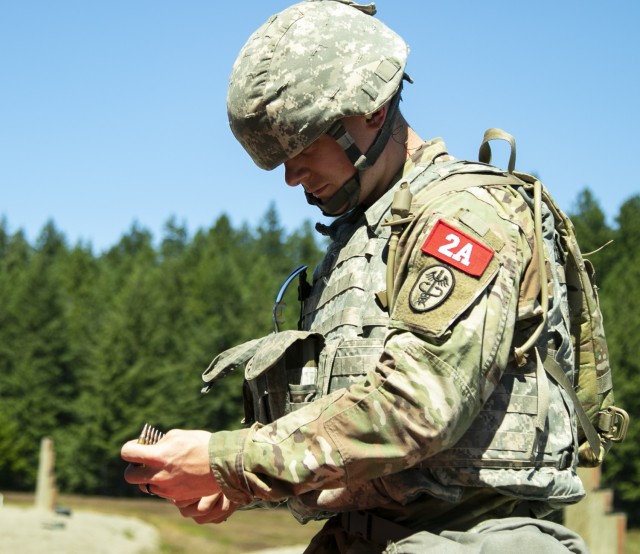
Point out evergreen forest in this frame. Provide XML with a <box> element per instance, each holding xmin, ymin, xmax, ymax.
<box><xmin>0</xmin><ymin>191</ymin><xmax>639</xmax><ymax>525</ymax></box>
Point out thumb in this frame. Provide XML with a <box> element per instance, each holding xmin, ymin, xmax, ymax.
<box><xmin>120</xmin><ymin>439</ymin><xmax>158</xmax><ymax>466</ymax></box>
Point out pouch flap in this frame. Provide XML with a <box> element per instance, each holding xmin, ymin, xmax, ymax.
<box><xmin>202</xmin><ymin>335</ymin><xmax>268</xmax><ymax>385</ymax></box>
<box><xmin>246</xmin><ymin>330</ymin><xmax>324</xmax><ymax>381</ymax></box>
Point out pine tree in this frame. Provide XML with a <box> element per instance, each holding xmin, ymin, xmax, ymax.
<box><xmin>0</xmin><ymin>222</ymin><xmax>74</xmax><ymax>489</ymax></box>
<box><xmin>0</xmin><ymin>209</ymin><xmax>326</xmax><ymax>495</ymax></box>
<box><xmin>598</xmin><ymin>195</ymin><xmax>640</xmax><ymax>521</ymax></box>
<box><xmin>568</xmin><ymin>189</ymin><xmax>616</xmax><ymax>283</ymax></box>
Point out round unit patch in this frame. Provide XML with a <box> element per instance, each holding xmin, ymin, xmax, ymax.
<box><xmin>409</xmin><ymin>265</ymin><xmax>455</xmax><ymax>312</ymax></box>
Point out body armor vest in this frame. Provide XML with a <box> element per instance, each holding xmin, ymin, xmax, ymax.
<box><xmin>202</xmin><ymin>147</ymin><xmax>585</xmax><ymax>511</ymax></box>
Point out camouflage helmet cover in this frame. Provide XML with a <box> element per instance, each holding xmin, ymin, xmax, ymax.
<box><xmin>227</xmin><ymin>0</ymin><xmax>409</xmax><ymax>170</ymax></box>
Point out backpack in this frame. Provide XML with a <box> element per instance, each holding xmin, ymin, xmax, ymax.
<box><xmin>384</xmin><ymin>128</ymin><xmax>628</xmax><ymax>467</ymax></box>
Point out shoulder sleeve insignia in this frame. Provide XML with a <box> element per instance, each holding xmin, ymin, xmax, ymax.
<box><xmin>391</xmin><ymin>214</ymin><xmax>505</xmax><ymax>338</ymax></box>
<box><xmin>409</xmin><ymin>265</ymin><xmax>455</xmax><ymax>312</ymax></box>
<box><xmin>421</xmin><ymin>219</ymin><xmax>494</xmax><ymax>277</ymax></box>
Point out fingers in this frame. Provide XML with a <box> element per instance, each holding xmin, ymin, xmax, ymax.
<box><xmin>177</xmin><ymin>494</ymin><xmax>220</xmax><ymax>517</ymax></box>
<box><xmin>173</xmin><ymin>498</ymin><xmax>202</xmax><ymax>509</ymax></box>
<box><xmin>123</xmin><ymin>461</ymin><xmax>155</xmax><ymax>486</ymax></box>
<box><xmin>121</xmin><ymin>429</ymin><xmax>219</xmax><ymax>502</ymax></box>
<box><xmin>138</xmin><ymin>483</ymin><xmax>155</xmax><ymax>496</ymax></box>
<box><xmin>176</xmin><ymin>493</ymin><xmax>238</xmax><ymax>524</ymax></box>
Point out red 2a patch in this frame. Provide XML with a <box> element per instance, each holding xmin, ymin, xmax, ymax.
<box><xmin>421</xmin><ymin>219</ymin><xmax>494</xmax><ymax>277</ymax></box>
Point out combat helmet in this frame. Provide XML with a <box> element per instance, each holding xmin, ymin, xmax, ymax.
<box><xmin>227</xmin><ymin>0</ymin><xmax>410</xmax><ymax>215</ymax></box>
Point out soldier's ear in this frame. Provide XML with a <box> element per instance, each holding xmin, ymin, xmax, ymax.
<box><xmin>365</xmin><ymin>106</ymin><xmax>387</xmax><ymax>130</ymax></box>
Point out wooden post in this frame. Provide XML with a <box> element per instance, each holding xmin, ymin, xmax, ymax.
<box><xmin>565</xmin><ymin>466</ymin><xmax>627</xmax><ymax>554</ymax></box>
<box><xmin>34</xmin><ymin>437</ymin><xmax>58</xmax><ymax>511</ymax></box>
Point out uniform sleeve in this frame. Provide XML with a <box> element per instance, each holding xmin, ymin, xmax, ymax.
<box><xmin>209</xmin><ymin>186</ymin><xmax>535</xmax><ymax>506</ymax></box>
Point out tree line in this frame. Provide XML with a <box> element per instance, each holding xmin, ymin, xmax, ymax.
<box><xmin>0</xmin><ymin>191</ymin><xmax>638</xmax><ymax>522</ymax></box>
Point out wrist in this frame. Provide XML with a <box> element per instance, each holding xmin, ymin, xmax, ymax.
<box><xmin>208</xmin><ymin>428</ymin><xmax>253</xmax><ymax>505</ymax></box>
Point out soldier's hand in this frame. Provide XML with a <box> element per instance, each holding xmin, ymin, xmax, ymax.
<box><xmin>121</xmin><ymin>429</ymin><xmax>220</xmax><ymax>501</ymax></box>
<box><xmin>173</xmin><ymin>493</ymin><xmax>239</xmax><ymax>524</ymax></box>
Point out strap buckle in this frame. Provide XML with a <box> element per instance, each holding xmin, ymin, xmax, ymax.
<box><xmin>599</xmin><ymin>406</ymin><xmax>630</xmax><ymax>443</ymax></box>
<box><xmin>340</xmin><ymin>510</ymin><xmax>412</xmax><ymax>545</ymax></box>
<box><xmin>341</xmin><ymin>510</ymin><xmax>372</xmax><ymax>540</ymax></box>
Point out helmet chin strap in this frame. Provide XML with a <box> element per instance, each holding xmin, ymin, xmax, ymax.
<box><xmin>304</xmin><ymin>174</ymin><xmax>361</xmax><ymax>216</ymax></box>
<box><xmin>305</xmin><ymin>87</ymin><xmax>403</xmax><ymax>217</ymax></box>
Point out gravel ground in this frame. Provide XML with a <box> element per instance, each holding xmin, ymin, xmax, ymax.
<box><xmin>0</xmin><ymin>504</ymin><xmax>308</xmax><ymax>554</ymax></box>
<box><xmin>0</xmin><ymin>505</ymin><xmax>159</xmax><ymax>554</ymax></box>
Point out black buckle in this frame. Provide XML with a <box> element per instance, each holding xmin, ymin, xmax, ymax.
<box><xmin>342</xmin><ymin>510</ymin><xmax>372</xmax><ymax>540</ymax></box>
<box><xmin>341</xmin><ymin>510</ymin><xmax>412</xmax><ymax>546</ymax></box>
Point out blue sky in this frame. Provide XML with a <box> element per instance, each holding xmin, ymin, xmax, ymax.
<box><xmin>1</xmin><ymin>1</ymin><xmax>638</xmax><ymax>253</ymax></box>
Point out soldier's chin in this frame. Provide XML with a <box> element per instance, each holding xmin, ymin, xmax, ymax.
<box><xmin>304</xmin><ymin>188</ymin><xmax>352</xmax><ymax>217</ymax></box>
<box><xmin>317</xmin><ymin>198</ymin><xmax>350</xmax><ymax>216</ymax></box>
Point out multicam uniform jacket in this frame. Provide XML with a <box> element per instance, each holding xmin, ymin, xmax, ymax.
<box><xmin>203</xmin><ymin>137</ymin><xmax>585</xmax><ymax>533</ymax></box>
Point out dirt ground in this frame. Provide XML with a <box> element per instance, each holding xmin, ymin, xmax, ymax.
<box><xmin>0</xmin><ymin>504</ymin><xmax>159</xmax><ymax>554</ymax></box>
<box><xmin>0</xmin><ymin>503</ymin><xmax>306</xmax><ymax>554</ymax></box>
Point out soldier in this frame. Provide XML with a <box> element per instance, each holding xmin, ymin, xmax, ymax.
<box><xmin>122</xmin><ymin>1</ymin><xmax>591</xmax><ymax>552</ymax></box>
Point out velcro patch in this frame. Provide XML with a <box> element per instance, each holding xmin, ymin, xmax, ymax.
<box><xmin>421</xmin><ymin>219</ymin><xmax>494</xmax><ymax>277</ymax></box>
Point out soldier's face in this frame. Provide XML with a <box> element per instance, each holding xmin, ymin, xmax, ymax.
<box><xmin>283</xmin><ymin>133</ymin><xmax>357</xmax><ymax>208</ymax></box>
<box><xmin>283</xmin><ymin>113</ymin><xmax>385</xmax><ymax>211</ymax></box>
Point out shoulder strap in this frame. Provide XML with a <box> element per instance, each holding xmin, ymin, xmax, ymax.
<box><xmin>477</xmin><ymin>129</ymin><xmax>548</xmax><ymax>363</ymax></box>
<box><xmin>543</xmin><ymin>354</ymin><xmax>604</xmax><ymax>460</ymax></box>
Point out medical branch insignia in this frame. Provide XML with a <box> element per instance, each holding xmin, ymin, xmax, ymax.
<box><xmin>409</xmin><ymin>265</ymin><xmax>455</xmax><ymax>312</ymax></box>
<box><xmin>421</xmin><ymin>219</ymin><xmax>494</xmax><ymax>277</ymax></box>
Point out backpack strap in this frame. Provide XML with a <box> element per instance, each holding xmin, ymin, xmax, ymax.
<box><xmin>544</xmin><ymin>353</ymin><xmax>603</xmax><ymax>459</ymax></box>
<box><xmin>542</xmin><ymin>351</ymin><xmax>628</xmax><ymax>463</ymax></box>
<box><xmin>478</xmin><ymin>127</ymin><xmax>516</xmax><ymax>173</ymax></box>
<box><xmin>479</xmin><ymin>128</ymin><xmax>548</xmax><ymax>364</ymax></box>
